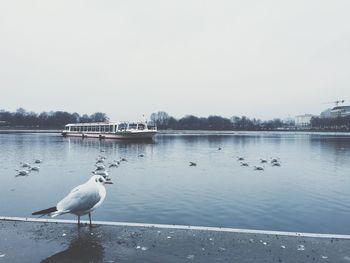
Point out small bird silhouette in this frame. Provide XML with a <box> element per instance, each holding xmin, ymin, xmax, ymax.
<box><xmin>189</xmin><ymin>162</ymin><xmax>197</xmax><ymax>167</ymax></box>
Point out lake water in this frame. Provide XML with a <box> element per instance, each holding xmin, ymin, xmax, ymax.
<box><xmin>0</xmin><ymin>131</ymin><xmax>350</xmax><ymax>234</ymax></box>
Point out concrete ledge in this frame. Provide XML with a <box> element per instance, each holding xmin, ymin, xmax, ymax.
<box><xmin>1</xmin><ymin>216</ymin><xmax>350</xmax><ymax>262</ymax></box>
<box><xmin>1</xmin><ymin>216</ymin><xmax>350</xmax><ymax>240</ymax></box>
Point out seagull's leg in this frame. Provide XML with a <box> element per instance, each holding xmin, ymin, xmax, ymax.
<box><xmin>78</xmin><ymin>215</ymin><xmax>80</xmax><ymax>227</ymax></box>
<box><xmin>88</xmin><ymin>212</ymin><xmax>92</xmax><ymax>226</ymax></box>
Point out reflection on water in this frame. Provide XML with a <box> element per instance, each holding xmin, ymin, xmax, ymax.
<box><xmin>0</xmin><ymin>132</ymin><xmax>350</xmax><ymax>234</ymax></box>
<box><xmin>41</xmin><ymin>231</ymin><xmax>104</xmax><ymax>263</ymax></box>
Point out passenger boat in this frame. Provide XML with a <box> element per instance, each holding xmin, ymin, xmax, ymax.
<box><xmin>61</xmin><ymin>121</ymin><xmax>157</xmax><ymax>140</ymax></box>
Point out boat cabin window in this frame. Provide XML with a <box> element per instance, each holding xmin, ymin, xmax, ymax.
<box><xmin>138</xmin><ymin>123</ymin><xmax>145</xmax><ymax>130</ymax></box>
<box><xmin>105</xmin><ymin>125</ymin><xmax>110</xmax><ymax>132</ymax></box>
<box><xmin>118</xmin><ymin>123</ymin><xmax>127</xmax><ymax>131</ymax></box>
<box><xmin>129</xmin><ymin>123</ymin><xmax>137</xmax><ymax>129</ymax></box>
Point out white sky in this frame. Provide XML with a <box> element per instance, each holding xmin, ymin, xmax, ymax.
<box><xmin>1</xmin><ymin>0</ymin><xmax>350</xmax><ymax>121</ymax></box>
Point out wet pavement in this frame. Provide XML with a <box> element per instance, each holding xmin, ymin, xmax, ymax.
<box><xmin>0</xmin><ymin>218</ymin><xmax>350</xmax><ymax>262</ymax></box>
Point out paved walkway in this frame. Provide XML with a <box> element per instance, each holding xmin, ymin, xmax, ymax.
<box><xmin>0</xmin><ymin>217</ymin><xmax>350</xmax><ymax>262</ymax></box>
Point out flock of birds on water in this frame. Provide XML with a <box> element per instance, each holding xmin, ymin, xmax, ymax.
<box><xmin>15</xmin><ymin>145</ymin><xmax>281</xmax><ymax>178</ymax></box>
<box><xmin>14</xmin><ymin>149</ymin><xmax>147</xmax><ymax>178</ymax></box>
<box><xmin>189</xmin><ymin>147</ymin><xmax>281</xmax><ymax>171</ymax></box>
<box><xmin>13</xmin><ymin>146</ymin><xmax>283</xmax><ymax>226</ymax></box>
<box><xmin>15</xmin><ymin>159</ymin><xmax>42</xmax><ymax>177</ymax></box>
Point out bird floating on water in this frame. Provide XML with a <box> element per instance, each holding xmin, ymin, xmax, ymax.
<box><xmin>108</xmin><ymin>162</ymin><xmax>118</xmax><ymax>168</ymax></box>
<box><xmin>138</xmin><ymin>154</ymin><xmax>145</xmax><ymax>157</ymax></box>
<box><xmin>92</xmin><ymin>170</ymin><xmax>109</xmax><ymax>178</ymax></box>
<box><xmin>96</xmin><ymin>159</ymin><xmax>104</xmax><ymax>164</ymax></box>
<box><xmin>95</xmin><ymin>164</ymin><xmax>106</xmax><ymax>171</ymax></box>
<box><xmin>237</xmin><ymin>157</ymin><xmax>244</xmax><ymax>161</ymax></box>
<box><xmin>15</xmin><ymin>169</ymin><xmax>30</xmax><ymax>177</ymax></box>
<box><xmin>272</xmin><ymin>162</ymin><xmax>281</xmax><ymax>167</ymax></box>
<box><xmin>32</xmin><ymin>175</ymin><xmax>112</xmax><ymax>226</ymax></box>
<box><xmin>20</xmin><ymin>162</ymin><xmax>31</xmax><ymax>168</ymax></box>
<box><xmin>241</xmin><ymin>162</ymin><xmax>249</xmax><ymax>167</ymax></box>
<box><xmin>30</xmin><ymin>166</ymin><xmax>40</xmax><ymax>171</ymax></box>
<box><xmin>34</xmin><ymin>159</ymin><xmax>42</xmax><ymax>164</ymax></box>
<box><xmin>254</xmin><ymin>166</ymin><xmax>264</xmax><ymax>171</ymax></box>
<box><xmin>260</xmin><ymin>159</ymin><xmax>267</xmax><ymax>163</ymax></box>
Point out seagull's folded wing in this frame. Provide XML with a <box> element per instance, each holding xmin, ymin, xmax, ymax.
<box><xmin>56</xmin><ymin>185</ymin><xmax>101</xmax><ymax>214</ymax></box>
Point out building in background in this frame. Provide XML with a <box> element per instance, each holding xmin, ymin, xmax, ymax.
<box><xmin>295</xmin><ymin>114</ymin><xmax>315</xmax><ymax>127</ymax></box>
<box><xmin>320</xmin><ymin>108</ymin><xmax>332</xmax><ymax>118</ymax></box>
<box><xmin>329</xmin><ymin>106</ymin><xmax>350</xmax><ymax>118</ymax></box>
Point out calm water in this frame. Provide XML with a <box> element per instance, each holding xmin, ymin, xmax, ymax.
<box><xmin>0</xmin><ymin>131</ymin><xmax>350</xmax><ymax>234</ymax></box>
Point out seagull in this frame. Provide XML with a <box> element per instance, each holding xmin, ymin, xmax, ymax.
<box><xmin>271</xmin><ymin>158</ymin><xmax>279</xmax><ymax>164</ymax></box>
<box><xmin>32</xmin><ymin>175</ymin><xmax>113</xmax><ymax>226</ymax></box>
<box><xmin>120</xmin><ymin>158</ymin><xmax>127</xmax><ymax>162</ymax></box>
<box><xmin>34</xmin><ymin>159</ymin><xmax>42</xmax><ymax>164</ymax></box>
<box><xmin>254</xmin><ymin>166</ymin><xmax>264</xmax><ymax>171</ymax></box>
<box><xmin>241</xmin><ymin>162</ymin><xmax>249</xmax><ymax>167</ymax></box>
<box><xmin>20</xmin><ymin>162</ymin><xmax>31</xmax><ymax>168</ymax></box>
<box><xmin>138</xmin><ymin>154</ymin><xmax>145</xmax><ymax>157</ymax></box>
<box><xmin>30</xmin><ymin>166</ymin><xmax>40</xmax><ymax>171</ymax></box>
<box><xmin>272</xmin><ymin>162</ymin><xmax>281</xmax><ymax>167</ymax></box>
<box><xmin>218</xmin><ymin>147</ymin><xmax>222</xmax><ymax>151</ymax></box>
<box><xmin>260</xmin><ymin>159</ymin><xmax>268</xmax><ymax>163</ymax></box>
<box><xmin>92</xmin><ymin>170</ymin><xmax>109</xmax><ymax>178</ymax></box>
<box><xmin>96</xmin><ymin>159</ymin><xmax>104</xmax><ymax>164</ymax></box>
<box><xmin>108</xmin><ymin>162</ymin><xmax>118</xmax><ymax>168</ymax></box>
<box><xmin>237</xmin><ymin>157</ymin><xmax>244</xmax><ymax>161</ymax></box>
<box><xmin>189</xmin><ymin>161</ymin><xmax>197</xmax><ymax>166</ymax></box>
<box><xmin>95</xmin><ymin>164</ymin><xmax>106</xmax><ymax>171</ymax></box>
<box><xmin>15</xmin><ymin>169</ymin><xmax>30</xmax><ymax>177</ymax></box>
<box><xmin>97</xmin><ymin>155</ymin><xmax>106</xmax><ymax>160</ymax></box>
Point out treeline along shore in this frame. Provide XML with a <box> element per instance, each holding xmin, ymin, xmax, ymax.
<box><xmin>150</xmin><ymin>111</ymin><xmax>350</xmax><ymax>132</ymax></box>
<box><xmin>0</xmin><ymin>108</ymin><xmax>108</xmax><ymax>129</ymax></box>
<box><xmin>1</xmin><ymin>108</ymin><xmax>350</xmax><ymax>131</ymax></box>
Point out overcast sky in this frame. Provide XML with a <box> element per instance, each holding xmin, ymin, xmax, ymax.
<box><xmin>1</xmin><ymin>0</ymin><xmax>350</xmax><ymax>121</ymax></box>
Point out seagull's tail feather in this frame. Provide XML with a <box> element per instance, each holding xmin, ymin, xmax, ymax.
<box><xmin>32</xmin><ymin>206</ymin><xmax>57</xmax><ymax>216</ymax></box>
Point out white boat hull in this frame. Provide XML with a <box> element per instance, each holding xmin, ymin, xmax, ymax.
<box><xmin>62</xmin><ymin>131</ymin><xmax>156</xmax><ymax>140</ymax></box>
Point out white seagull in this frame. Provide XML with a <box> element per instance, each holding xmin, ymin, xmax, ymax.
<box><xmin>32</xmin><ymin>175</ymin><xmax>113</xmax><ymax>226</ymax></box>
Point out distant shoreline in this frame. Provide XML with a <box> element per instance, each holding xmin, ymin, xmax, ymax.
<box><xmin>1</xmin><ymin>129</ymin><xmax>350</xmax><ymax>136</ymax></box>
<box><xmin>0</xmin><ymin>129</ymin><xmax>61</xmax><ymax>133</ymax></box>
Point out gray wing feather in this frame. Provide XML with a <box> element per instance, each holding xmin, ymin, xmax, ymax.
<box><xmin>57</xmin><ymin>185</ymin><xmax>101</xmax><ymax>214</ymax></box>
